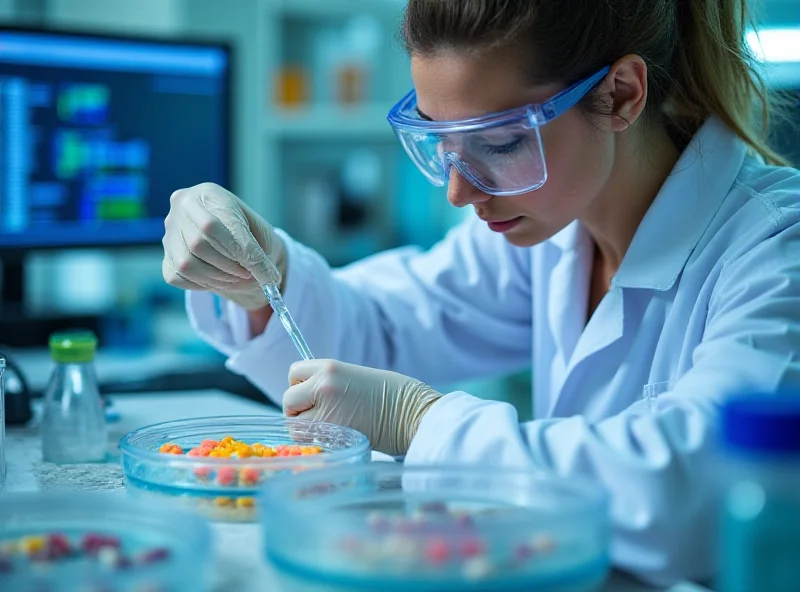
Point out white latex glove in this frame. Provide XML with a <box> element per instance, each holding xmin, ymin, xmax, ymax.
<box><xmin>162</xmin><ymin>182</ymin><xmax>286</xmax><ymax>310</ymax></box>
<box><xmin>283</xmin><ymin>360</ymin><xmax>443</xmax><ymax>456</ymax></box>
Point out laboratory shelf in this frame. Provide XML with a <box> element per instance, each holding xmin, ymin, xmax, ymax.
<box><xmin>267</xmin><ymin>0</ymin><xmax>407</xmax><ymax>20</ymax></box>
<box><xmin>264</xmin><ymin>103</ymin><xmax>397</xmax><ymax>139</ymax></box>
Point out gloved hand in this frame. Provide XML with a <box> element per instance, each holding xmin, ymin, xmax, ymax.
<box><xmin>283</xmin><ymin>360</ymin><xmax>443</xmax><ymax>456</ymax></box>
<box><xmin>162</xmin><ymin>182</ymin><xmax>286</xmax><ymax>310</ymax></box>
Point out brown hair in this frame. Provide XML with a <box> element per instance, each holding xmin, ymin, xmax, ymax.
<box><xmin>403</xmin><ymin>0</ymin><xmax>789</xmax><ymax>166</ymax></box>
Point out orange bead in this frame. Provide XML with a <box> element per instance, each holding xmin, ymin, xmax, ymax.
<box><xmin>288</xmin><ymin>445</ymin><xmax>303</xmax><ymax>456</ymax></box>
<box><xmin>214</xmin><ymin>497</ymin><xmax>235</xmax><ymax>507</ymax></box>
<box><xmin>261</xmin><ymin>447</ymin><xmax>276</xmax><ymax>458</ymax></box>
<box><xmin>239</xmin><ymin>468</ymin><xmax>260</xmax><ymax>485</ymax></box>
<box><xmin>158</xmin><ymin>443</ymin><xmax>183</xmax><ymax>455</ymax></box>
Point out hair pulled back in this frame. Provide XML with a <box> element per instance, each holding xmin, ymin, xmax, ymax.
<box><xmin>403</xmin><ymin>0</ymin><xmax>788</xmax><ymax>166</ymax></box>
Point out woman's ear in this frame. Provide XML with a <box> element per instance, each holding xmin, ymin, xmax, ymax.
<box><xmin>596</xmin><ymin>54</ymin><xmax>648</xmax><ymax>132</ymax></box>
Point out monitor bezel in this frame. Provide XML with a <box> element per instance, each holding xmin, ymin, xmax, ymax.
<box><xmin>0</xmin><ymin>23</ymin><xmax>235</xmax><ymax>255</ymax></box>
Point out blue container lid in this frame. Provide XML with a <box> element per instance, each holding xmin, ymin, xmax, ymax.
<box><xmin>721</xmin><ymin>395</ymin><xmax>800</xmax><ymax>455</ymax></box>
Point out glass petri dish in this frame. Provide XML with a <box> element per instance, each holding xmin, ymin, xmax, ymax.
<box><xmin>260</xmin><ymin>463</ymin><xmax>610</xmax><ymax>592</ymax></box>
<box><xmin>120</xmin><ymin>415</ymin><xmax>370</xmax><ymax>522</ymax></box>
<box><xmin>0</xmin><ymin>491</ymin><xmax>212</xmax><ymax>592</ymax></box>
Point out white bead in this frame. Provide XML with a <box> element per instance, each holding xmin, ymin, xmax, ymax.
<box><xmin>530</xmin><ymin>533</ymin><xmax>556</xmax><ymax>553</ymax></box>
<box><xmin>97</xmin><ymin>547</ymin><xmax>120</xmax><ymax>569</ymax></box>
<box><xmin>462</xmin><ymin>556</ymin><xmax>494</xmax><ymax>581</ymax></box>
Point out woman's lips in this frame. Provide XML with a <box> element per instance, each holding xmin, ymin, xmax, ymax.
<box><xmin>486</xmin><ymin>217</ymin><xmax>522</xmax><ymax>233</ymax></box>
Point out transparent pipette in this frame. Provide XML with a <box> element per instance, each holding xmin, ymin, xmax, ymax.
<box><xmin>262</xmin><ymin>283</ymin><xmax>314</xmax><ymax>360</ymax></box>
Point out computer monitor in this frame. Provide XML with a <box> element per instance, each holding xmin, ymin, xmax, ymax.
<box><xmin>0</xmin><ymin>26</ymin><xmax>232</xmax><ymax>317</ymax></box>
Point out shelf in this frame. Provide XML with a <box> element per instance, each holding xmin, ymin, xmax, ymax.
<box><xmin>266</xmin><ymin>0</ymin><xmax>406</xmax><ymax>20</ymax></box>
<box><xmin>264</xmin><ymin>103</ymin><xmax>398</xmax><ymax>139</ymax></box>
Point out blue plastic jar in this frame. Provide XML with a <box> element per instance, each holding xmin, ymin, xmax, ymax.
<box><xmin>717</xmin><ymin>396</ymin><xmax>800</xmax><ymax>592</ymax></box>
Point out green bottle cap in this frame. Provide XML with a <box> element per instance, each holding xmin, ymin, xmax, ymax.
<box><xmin>49</xmin><ymin>331</ymin><xmax>97</xmax><ymax>363</ymax></box>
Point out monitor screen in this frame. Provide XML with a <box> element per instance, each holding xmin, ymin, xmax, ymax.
<box><xmin>0</xmin><ymin>28</ymin><xmax>230</xmax><ymax>249</ymax></box>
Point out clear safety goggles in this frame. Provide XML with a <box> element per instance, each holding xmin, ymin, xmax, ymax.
<box><xmin>387</xmin><ymin>66</ymin><xmax>610</xmax><ymax>196</ymax></box>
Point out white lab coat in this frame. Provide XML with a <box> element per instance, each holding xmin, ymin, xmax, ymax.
<box><xmin>188</xmin><ymin>117</ymin><xmax>800</xmax><ymax>586</ymax></box>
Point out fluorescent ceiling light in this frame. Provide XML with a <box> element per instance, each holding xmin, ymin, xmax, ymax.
<box><xmin>746</xmin><ymin>28</ymin><xmax>800</xmax><ymax>63</ymax></box>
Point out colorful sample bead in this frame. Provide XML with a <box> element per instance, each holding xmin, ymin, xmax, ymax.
<box><xmin>333</xmin><ymin>506</ymin><xmax>559</xmax><ymax>583</ymax></box>
<box><xmin>0</xmin><ymin>532</ymin><xmax>171</xmax><ymax>576</ymax></box>
<box><xmin>157</xmin><ymin>438</ymin><xmax>323</xmax><ymax>460</ymax></box>
<box><xmin>158</xmin><ymin>443</ymin><xmax>183</xmax><ymax>455</ymax></box>
<box><xmin>153</xmin><ymin>436</ymin><xmax>325</xmax><ymax>521</ymax></box>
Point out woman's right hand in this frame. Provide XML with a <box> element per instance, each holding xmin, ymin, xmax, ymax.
<box><xmin>162</xmin><ymin>182</ymin><xmax>286</xmax><ymax>311</ymax></box>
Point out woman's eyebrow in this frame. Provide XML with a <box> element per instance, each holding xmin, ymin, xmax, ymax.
<box><xmin>416</xmin><ymin>107</ymin><xmax>433</xmax><ymax>121</ymax></box>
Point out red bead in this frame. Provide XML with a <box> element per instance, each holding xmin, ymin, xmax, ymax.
<box><xmin>48</xmin><ymin>533</ymin><xmax>71</xmax><ymax>559</ymax></box>
<box><xmin>82</xmin><ymin>534</ymin><xmax>120</xmax><ymax>555</ymax></box>
<box><xmin>424</xmin><ymin>537</ymin><xmax>450</xmax><ymax>565</ymax></box>
<box><xmin>458</xmin><ymin>537</ymin><xmax>484</xmax><ymax>558</ymax></box>
<box><xmin>217</xmin><ymin>467</ymin><xmax>237</xmax><ymax>486</ymax></box>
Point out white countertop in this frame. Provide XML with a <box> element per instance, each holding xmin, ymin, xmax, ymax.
<box><xmin>2</xmin><ymin>389</ymin><xmax>712</xmax><ymax>592</ymax></box>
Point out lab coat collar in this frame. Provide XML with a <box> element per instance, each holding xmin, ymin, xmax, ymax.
<box><xmin>549</xmin><ymin>220</ymin><xmax>586</xmax><ymax>252</ymax></box>
<box><xmin>613</xmin><ymin>117</ymin><xmax>747</xmax><ymax>290</ymax></box>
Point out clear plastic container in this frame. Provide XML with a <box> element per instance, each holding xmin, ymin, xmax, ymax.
<box><xmin>717</xmin><ymin>396</ymin><xmax>800</xmax><ymax>592</ymax></box>
<box><xmin>260</xmin><ymin>464</ymin><xmax>610</xmax><ymax>592</ymax></box>
<box><xmin>0</xmin><ymin>356</ymin><xmax>6</xmax><ymax>490</ymax></box>
<box><xmin>120</xmin><ymin>415</ymin><xmax>371</xmax><ymax>522</ymax></box>
<box><xmin>0</xmin><ymin>491</ymin><xmax>212</xmax><ymax>592</ymax></box>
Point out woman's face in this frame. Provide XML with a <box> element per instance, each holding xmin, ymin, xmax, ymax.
<box><xmin>411</xmin><ymin>49</ymin><xmax>616</xmax><ymax>247</ymax></box>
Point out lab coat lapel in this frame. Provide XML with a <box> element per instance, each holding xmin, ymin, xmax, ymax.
<box><xmin>548</xmin><ymin>285</ymin><xmax>625</xmax><ymax>417</ymax></box>
<box><xmin>546</xmin><ymin>222</ymin><xmax>593</xmax><ymax>384</ymax></box>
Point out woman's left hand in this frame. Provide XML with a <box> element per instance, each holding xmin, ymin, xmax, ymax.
<box><xmin>283</xmin><ymin>360</ymin><xmax>442</xmax><ymax>456</ymax></box>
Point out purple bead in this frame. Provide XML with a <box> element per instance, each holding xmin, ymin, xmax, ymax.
<box><xmin>137</xmin><ymin>547</ymin><xmax>171</xmax><ymax>565</ymax></box>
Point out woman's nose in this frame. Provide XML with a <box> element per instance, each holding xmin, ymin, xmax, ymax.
<box><xmin>447</xmin><ymin>169</ymin><xmax>492</xmax><ymax>208</ymax></box>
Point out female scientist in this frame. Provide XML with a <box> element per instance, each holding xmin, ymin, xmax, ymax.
<box><xmin>162</xmin><ymin>0</ymin><xmax>800</xmax><ymax>585</ymax></box>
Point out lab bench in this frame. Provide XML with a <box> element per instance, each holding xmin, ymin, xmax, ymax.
<box><xmin>3</xmin><ymin>389</ymin><xmax>712</xmax><ymax>592</ymax></box>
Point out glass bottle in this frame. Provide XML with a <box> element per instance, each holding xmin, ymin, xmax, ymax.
<box><xmin>42</xmin><ymin>331</ymin><xmax>107</xmax><ymax>463</ymax></box>
<box><xmin>717</xmin><ymin>395</ymin><xmax>800</xmax><ymax>592</ymax></box>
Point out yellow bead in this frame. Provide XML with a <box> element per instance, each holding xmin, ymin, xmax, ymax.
<box><xmin>236</xmin><ymin>497</ymin><xmax>255</xmax><ymax>508</ymax></box>
<box><xmin>21</xmin><ymin>536</ymin><xmax>46</xmax><ymax>555</ymax></box>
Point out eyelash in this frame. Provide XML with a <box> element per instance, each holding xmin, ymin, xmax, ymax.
<box><xmin>484</xmin><ymin>138</ymin><xmax>522</xmax><ymax>156</ymax></box>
